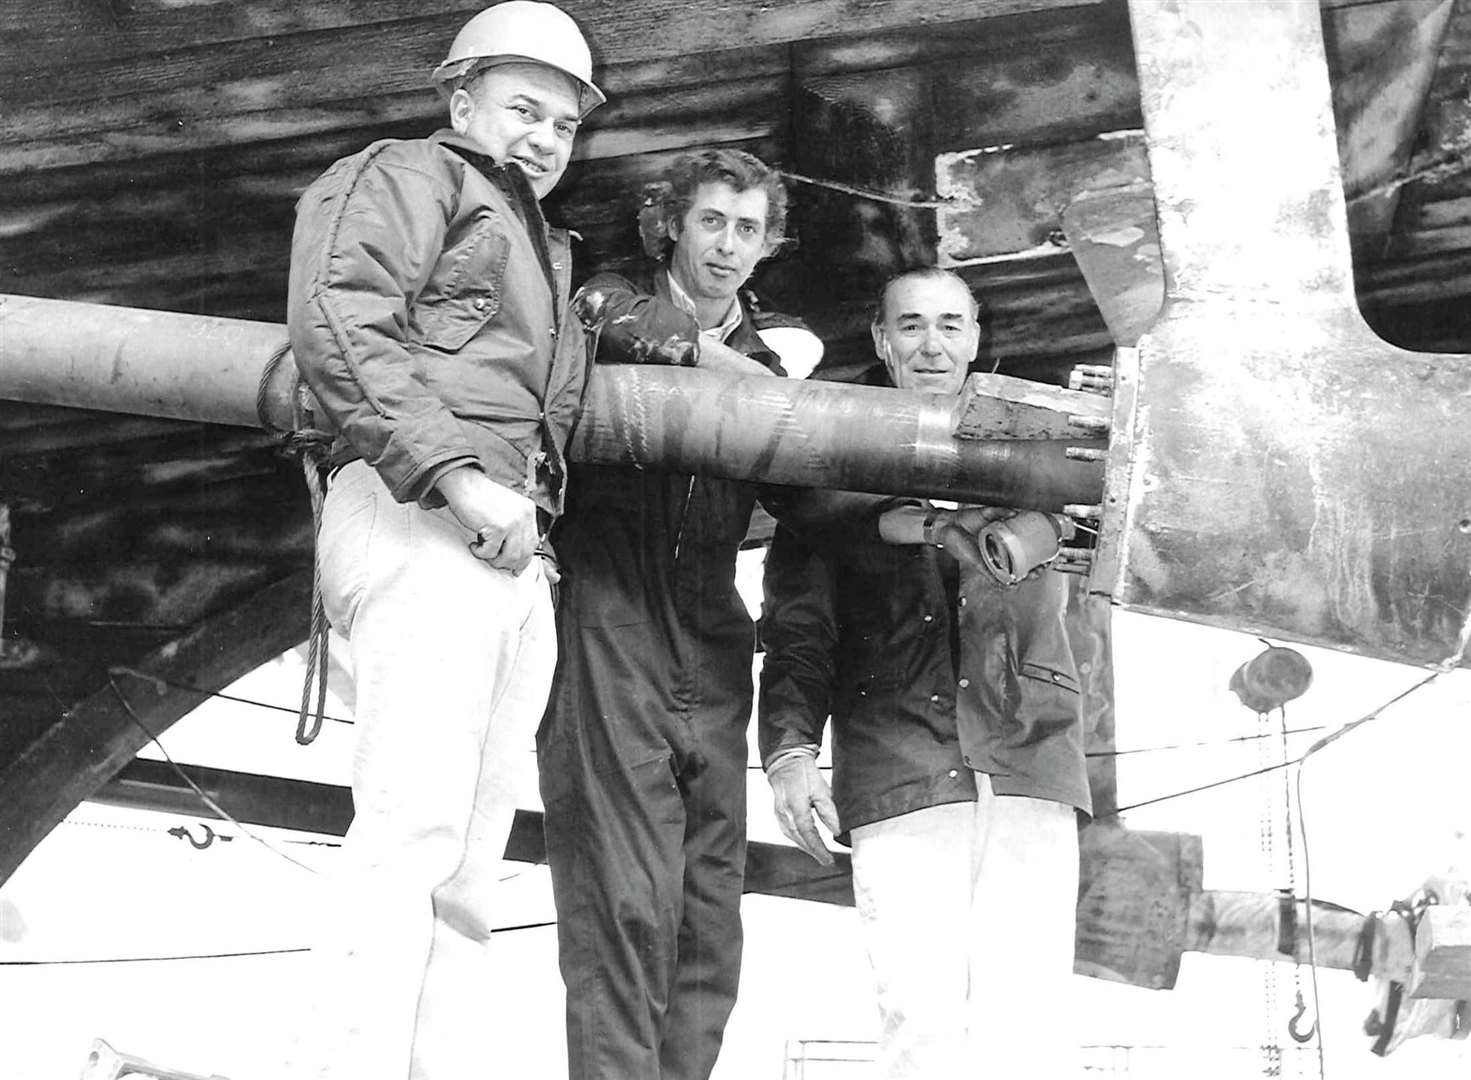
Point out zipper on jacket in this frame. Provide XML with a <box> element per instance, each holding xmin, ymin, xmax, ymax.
<box><xmin>672</xmin><ymin>474</ymin><xmax>696</xmax><ymax>562</ymax></box>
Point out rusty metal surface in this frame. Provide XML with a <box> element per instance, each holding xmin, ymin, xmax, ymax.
<box><xmin>569</xmin><ymin>364</ymin><xmax>1106</xmax><ymax>509</ymax></box>
<box><xmin>0</xmin><ymin>293</ymin><xmax>1106</xmax><ymax>512</ymax></box>
<box><xmin>1098</xmin><ymin>0</ymin><xmax>1471</xmax><ymax>667</ymax></box>
<box><xmin>937</xmin><ymin>133</ymin><xmax>1150</xmax><ymax>262</ymax></box>
<box><xmin>1060</xmin><ymin>180</ymin><xmax>1163</xmax><ymax>347</ymax></box>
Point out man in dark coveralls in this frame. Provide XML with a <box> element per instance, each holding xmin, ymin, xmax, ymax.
<box><xmin>537</xmin><ymin>147</ymin><xmax>821</xmax><ymax>1080</ymax></box>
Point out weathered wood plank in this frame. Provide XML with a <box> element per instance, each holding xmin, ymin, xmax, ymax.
<box><xmin>1409</xmin><ymin>902</ymin><xmax>1471</xmax><ymax>999</ymax></box>
<box><xmin>1360</xmin><ymin>248</ymin><xmax>1471</xmax><ymax>307</ymax></box>
<box><xmin>1323</xmin><ymin>0</ymin><xmax>1457</xmax><ymax>258</ymax></box>
<box><xmin>0</xmin><ymin>52</ymin><xmax>790</xmax><ymax>175</ymax></box>
<box><xmin>0</xmin><ymin>414</ymin><xmax>207</xmax><ymax>459</ymax></box>
<box><xmin>0</xmin><ymin>1</ymin><xmax>466</xmax><ymax>70</ymax></box>
<box><xmin>798</xmin><ymin>0</ymin><xmax>1139</xmax><ymax>147</ymax></box>
<box><xmin>1075</xmin><ymin>825</ymin><xmax>1203</xmax><ymax>990</ymax></box>
<box><xmin>0</xmin><ymin>569</ymin><xmax>313</xmax><ymax>886</ymax></box>
<box><xmin>0</xmin><ymin>435</ymin><xmax>289</xmax><ymax>513</ymax></box>
<box><xmin>1</xmin><ymin>1</ymin><xmax>1106</xmax><ymax>101</ymax></box>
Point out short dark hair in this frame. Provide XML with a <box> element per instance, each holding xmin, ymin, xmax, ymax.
<box><xmin>661</xmin><ymin>148</ymin><xmax>789</xmax><ymax>247</ymax></box>
<box><xmin>872</xmin><ymin>267</ymin><xmax>980</xmax><ymax>327</ymax></box>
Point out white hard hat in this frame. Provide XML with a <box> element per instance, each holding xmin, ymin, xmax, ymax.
<box><xmin>431</xmin><ymin>2</ymin><xmax>605</xmax><ymax>118</ymax></box>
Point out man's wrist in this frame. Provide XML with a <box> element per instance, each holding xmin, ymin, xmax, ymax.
<box><xmin>921</xmin><ymin>507</ymin><xmax>945</xmax><ymax>546</ymax></box>
<box><xmin>763</xmin><ymin>745</ymin><xmax>819</xmax><ymax>774</ymax></box>
<box><xmin>434</xmin><ymin>462</ymin><xmax>486</xmax><ymax>500</ymax></box>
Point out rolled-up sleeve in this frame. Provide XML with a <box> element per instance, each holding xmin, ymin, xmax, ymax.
<box><xmin>573</xmin><ymin>272</ymin><xmax>700</xmax><ymax>366</ymax></box>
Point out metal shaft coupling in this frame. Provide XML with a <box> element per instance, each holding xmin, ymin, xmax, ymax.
<box><xmin>977</xmin><ymin>511</ymin><xmax>1077</xmax><ymax>585</ymax></box>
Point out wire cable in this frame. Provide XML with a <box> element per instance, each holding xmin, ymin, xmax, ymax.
<box><xmin>0</xmin><ymin>947</ymin><xmax>310</xmax><ymax>966</ymax></box>
<box><xmin>778</xmin><ymin>169</ymin><xmax>968</xmax><ymax>210</ymax></box>
<box><xmin>1098</xmin><ymin>670</ymin><xmax>1444</xmax><ymax>823</ymax></box>
<box><xmin>1089</xmin><ymin>725</ymin><xmax>1328</xmax><ymax>758</ymax></box>
<box><xmin>2</xmin><ymin>918</ymin><xmax>560</xmax><ymax>968</ymax></box>
<box><xmin>107</xmin><ymin>670</ymin><xmax>317</xmax><ymax>875</ymax></box>
<box><xmin>1295</xmin><ymin>761</ymin><xmax>1327</xmax><ymax>1080</ymax></box>
<box><xmin>746</xmin><ymin>726</ymin><xmax>1332</xmax><ymax>773</ymax></box>
<box><xmin>1095</xmin><ymin>758</ymin><xmax>1297</xmax><ymax>820</ymax></box>
<box><xmin>1280</xmin><ymin>668</ymin><xmax>1442</xmax><ymax>1080</ymax></box>
<box><xmin>111</xmin><ymin>665</ymin><xmax>352</xmax><ymax>727</ymax></box>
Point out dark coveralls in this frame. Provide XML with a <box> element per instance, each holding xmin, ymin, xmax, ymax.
<box><xmin>537</xmin><ymin>265</ymin><xmax>788</xmax><ymax>1079</ymax></box>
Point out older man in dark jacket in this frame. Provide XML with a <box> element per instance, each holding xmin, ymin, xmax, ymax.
<box><xmin>758</xmin><ymin>268</ymin><xmax>1090</xmax><ymax>1080</ymax></box>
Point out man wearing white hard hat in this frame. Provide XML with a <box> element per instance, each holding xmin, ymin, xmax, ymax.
<box><xmin>285</xmin><ymin>4</ymin><xmax>602</xmax><ymax>1076</ymax></box>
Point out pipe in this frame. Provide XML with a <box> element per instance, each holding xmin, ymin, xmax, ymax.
<box><xmin>0</xmin><ymin>293</ymin><xmax>1104</xmax><ymax>510</ymax></box>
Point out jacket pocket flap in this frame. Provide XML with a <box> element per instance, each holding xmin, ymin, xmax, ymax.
<box><xmin>415</xmin><ymin>221</ymin><xmax>511</xmax><ymax>352</ymax></box>
<box><xmin>1020</xmin><ymin>660</ymin><xmax>1079</xmax><ymax>695</ymax></box>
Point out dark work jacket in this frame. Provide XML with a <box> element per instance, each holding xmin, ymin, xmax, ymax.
<box><xmin>543</xmin><ymin>265</ymin><xmax>791</xmax><ymax>767</ymax></box>
<box><xmin>758</xmin><ymin>365</ymin><xmax>1092</xmax><ymax>842</ymax></box>
<box><xmin>289</xmin><ymin>130</ymin><xmax>585</xmax><ymax>515</ymax></box>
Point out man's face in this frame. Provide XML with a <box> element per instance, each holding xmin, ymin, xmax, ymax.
<box><xmin>450</xmin><ymin>63</ymin><xmax>581</xmax><ymax>198</ymax></box>
<box><xmin>871</xmin><ymin>275</ymin><xmax>980</xmax><ymax>395</ymax></box>
<box><xmin>667</xmin><ymin>182</ymin><xmax>774</xmax><ymax>313</ymax></box>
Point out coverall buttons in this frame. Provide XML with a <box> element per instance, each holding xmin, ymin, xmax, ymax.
<box><xmin>958</xmin><ymin>596</ymin><xmax>967</xmax><ymax>606</ymax></box>
<box><xmin>958</xmin><ymin>678</ymin><xmax>970</xmax><ymax>689</ymax></box>
<box><xmin>929</xmin><ymin>693</ymin><xmax>940</xmax><ymax>703</ymax></box>
<box><xmin>948</xmin><ymin>769</ymin><xmax>958</xmax><ymax>779</ymax></box>
<box><xmin>473</xmin><ymin>297</ymin><xmax>487</xmax><ymax>311</ymax></box>
<box><xmin>552</xmin><ymin>261</ymin><xmax>564</xmax><ymax>271</ymax></box>
<box><xmin>923</xmin><ymin>614</ymin><xmax>933</xmax><ymax>623</ymax></box>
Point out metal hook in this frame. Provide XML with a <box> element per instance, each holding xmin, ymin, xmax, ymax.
<box><xmin>168</xmin><ymin>823</ymin><xmax>216</xmax><ymax>850</ymax></box>
<box><xmin>1289</xmin><ymin>991</ymin><xmax>1318</xmax><ymax>1044</ymax></box>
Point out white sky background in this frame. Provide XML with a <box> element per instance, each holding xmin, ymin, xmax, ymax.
<box><xmin>1</xmin><ymin>549</ymin><xmax>1468</xmax><ymax>1079</ymax></box>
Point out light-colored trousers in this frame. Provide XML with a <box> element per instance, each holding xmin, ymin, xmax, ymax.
<box><xmin>849</xmin><ymin>774</ymin><xmax>1080</xmax><ymax>1080</ymax></box>
<box><xmin>296</xmin><ymin>460</ymin><xmax>556</xmax><ymax>1080</ymax></box>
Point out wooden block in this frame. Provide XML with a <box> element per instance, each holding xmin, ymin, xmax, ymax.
<box><xmin>1409</xmin><ymin>903</ymin><xmax>1471</xmax><ymax>999</ymax></box>
<box><xmin>1074</xmin><ymin>825</ymin><xmax>1203</xmax><ymax>990</ymax></box>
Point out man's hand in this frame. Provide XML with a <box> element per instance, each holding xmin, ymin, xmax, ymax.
<box><xmin>697</xmin><ymin>338</ymin><xmax>777</xmax><ymax>377</ymax></box>
<box><xmin>767</xmin><ymin>753</ymin><xmax>840</xmax><ymax>866</ymax></box>
<box><xmin>436</xmin><ymin>465</ymin><xmax>540</xmax><ymax>573</ymax></box>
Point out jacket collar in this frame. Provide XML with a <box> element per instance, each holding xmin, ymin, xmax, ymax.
<box><xmin>431</xmin><ymin>129</ymin><xmax>544</xmax><ymax>209</ymax></box>
<box><xmin>432</xmin><ymin>129</ymin><xmax>561</xmax><ymax>319</ymax></box>
<box><xmin>649</xmin><ymin>265</ymin><xmax>777</xmax><ymax>369</ymax></box>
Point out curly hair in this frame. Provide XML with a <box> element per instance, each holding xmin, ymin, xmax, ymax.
<box><xmin>659</xmin><ymin>148</ymin><xmax>788</xmax><ymax>248</ymax></box>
